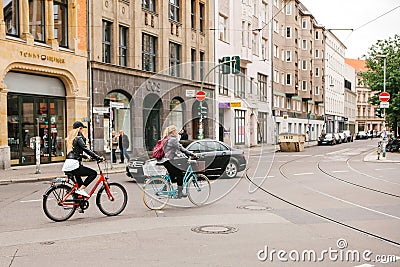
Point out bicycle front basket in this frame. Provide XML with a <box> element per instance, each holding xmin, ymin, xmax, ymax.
<box><xmin>143</xmin><ymin>160</ymin><xmax>167</xmax><ymax>176</ymax></box>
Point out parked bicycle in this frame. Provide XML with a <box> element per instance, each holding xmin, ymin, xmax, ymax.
<box><xmin>43</xmin><ymin>160</ymin><xmax>128</xmax><ymax>222</ymax></box>
<box><xmin>142</xmin><ymin>158</ymin><xmax>211</xmax><ymax>210</ymax></box>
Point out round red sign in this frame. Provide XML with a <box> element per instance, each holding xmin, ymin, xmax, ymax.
<box><xmin>196</xmin><ymin>90</ymin><xmax>206</xmax><ymax>101</ymax></box>
<box><xmin>379</xmin><ymin>92</ymin><xmax>390</xmax><ymax>102</ymax></box>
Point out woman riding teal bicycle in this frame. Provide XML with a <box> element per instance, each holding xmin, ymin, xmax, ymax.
<box><xmin>157</xmin><ymin>125</ymin><xmax>198</xmax><ymax>198</ymax></box>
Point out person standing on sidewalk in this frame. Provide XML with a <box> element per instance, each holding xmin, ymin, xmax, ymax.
<box><xmin>118</xmin><ymin>130</ymin><xmax>130</xmax><ymax>163</ymax></box>
<box><xmin>111</xmin><ymin>131</ymin><xmax>118</xmax><ymax>163</ymax></box>
<box><xmin>63</xmin><ymin>121</ymin><xmax>104</xmax><ymax>197</ymax></box>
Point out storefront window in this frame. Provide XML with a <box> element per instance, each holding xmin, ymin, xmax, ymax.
<box><xmin>170</xmin><ymin>98</ymin><xmax>184</xmax><ymax>132</ymax></box>
<box><xmin>234</xmin><ymin>109</ymin><xmax>245</xmax><ymax>144</ymax></box>
<box><xmin>3</xmin><ymin>0</ymin><xmax>19</xmax><ymax>36</ymax></box>
<box><xmin>29</xmin><ymin>0</ymin><xmax>45</xmax><ymax>42</ymax></box>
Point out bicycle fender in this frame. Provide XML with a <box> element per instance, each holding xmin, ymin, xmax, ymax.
<box><xmin>43</xmin><ymin>184</ymin><xmax>71</xmax><ymax>197</ymax></box>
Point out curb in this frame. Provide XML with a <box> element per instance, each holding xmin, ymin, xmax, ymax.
<box><xmin>363</xmin><ymin>152</ymin><xmax>400</xmax><ymax>163</ymax></box>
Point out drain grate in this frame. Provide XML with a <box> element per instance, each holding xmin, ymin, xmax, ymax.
<box><xmin>237</xmin><ymin>205</ymin><xmax>272</xmax><ymax>211</ymax></box>
<box><xmin>191</xmin><ymin>225</ymin><xmax>238</xmax><ymax>234</ymax></box>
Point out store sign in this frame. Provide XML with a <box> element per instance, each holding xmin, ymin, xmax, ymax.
<box><xmin>186</xmin><ymin>89</ymin><xmax>195</xmax><ymax>97</ymax></box>
<box><xmin>230</xmin><ymin>102</ymin><xmax>241</xmax><ymax>108</ymax></box>
<box><xmin>19</xmin><ymin>50</ymin><xmax>65</xmax><ymax>64</ymax></box>
<box><xmin>110</xmin><ymin>102</ymin><xmax>125</xmax><ymax>109</ymax></box>
<box><xmin>93</xmin><ymin>107</ymin><xmax>110</xmax><ymax>114</ymax></box>
<box><xmin>219</xmin><ymin>102</ymin><xmax>230</xmax><ymax>109</ymax></box>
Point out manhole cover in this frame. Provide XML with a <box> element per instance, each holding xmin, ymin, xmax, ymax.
<box><xmin>237</xmin><ymin>205</ymin><xmax>272</xmax><ymax>211</ymax></box>
<box><xmin>191</xmin><ymin>225</ymin><xmax>238</xmax><ymax>234</ymax></box>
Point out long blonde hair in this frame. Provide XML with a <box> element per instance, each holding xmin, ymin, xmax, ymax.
<box><xmin>65</xmin><ymin>128</ymin><xmax>80</xmax><ymax>152</ymax></box>
<box><xmin>163</xmin><ymin>125</ymin><xmax>177</xmax><ymax>139</ymax></box>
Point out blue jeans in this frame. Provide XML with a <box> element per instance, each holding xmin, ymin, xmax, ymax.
<box><xmin>120</xmin><ymin>148</ymin><xmax>130</xmax><ymax>163</ymax></box>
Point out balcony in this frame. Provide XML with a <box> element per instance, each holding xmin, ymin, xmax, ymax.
<box><xmin>240</xmin><ymin>46</ymin><xmax>253</xmax><ymax>64</ymax></box>
<box><xmin>284</xmin><ymin>84</ymin><xmax>298</xmax><ymax>97</ymax></box>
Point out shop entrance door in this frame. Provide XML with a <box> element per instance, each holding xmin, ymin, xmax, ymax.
<box><xmin>21</xmin><ymin>97</ymin><xmax>36</xmax><ymax>165</ymax></box>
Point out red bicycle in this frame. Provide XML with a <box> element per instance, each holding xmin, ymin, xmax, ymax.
<box><xmin>42</xmin><ymin>160</ymin><xmax>127</xmax><ymax>222</ymax></box>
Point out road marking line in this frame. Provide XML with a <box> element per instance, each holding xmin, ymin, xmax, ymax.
<box><xmin>20</xmin><ymin>199</ymin><xmax>44</xmax><ymax>203</ymax></box>
<box><xmin>293</xmin><ymin>172</ymin><xmax>314</xmax><ymax>176</ymax></box>
<box><xmin>332</xmin><ymin>170</ymin><xmax>349</xmax><ymax>173</ymax></box>
<box><xmin>374</xmin><ymin>168</ymin><xmax>395</xmax><ymax>171</ymax></box>
<box><xmin>326</xmin><ymin>148</ymin><xmax>351</xmax><ymax>155</ymax></box>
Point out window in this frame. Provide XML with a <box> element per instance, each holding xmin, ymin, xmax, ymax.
<box><xmin>241</xmin><ymin>21</ymin><xmax>246</xmax><ymax>47</ymax></box>
<box><xmin>199</xmin><ymin>2</ymin><xmax>205</xmax><ymax>33</ymax></box>
<box><xmin>286</xmin><ymin>2</ymin><xmax>292</xmax><ymax>15</ymax></box>
<box><xmin>281</xmin><ymin>73</ymin><xmax>285</xmax><ymax>85</ymax></box>
<box><xmin>273</xmin><ymin>20</ymin><xmax>278</xmax><ymax>33</ymax></box>
<box><xmin>273</xmin><ymin>70</ymin><xmax>279</xmax><ymax>83</ymax></box>
<box><xmin>274</xmin><ymin>45</ymin><xmax>279</xmax><ymax>58</ymax></box>
<box><xmin>286</xmin><ymin>73</ymin><xmax>292</xmax><ymax>85</ymax></box>
<box><xmin>315</xmin><ymin>86</ymin><xmax>320</xmax><ymax>95</ymax></box>
<box><xmin>286</xmin><ymin>98</ymin><xmax>291</xmax><ymax>109</ymax></box>
<box><xmin>119</xmin><ymin>26</ymin><xmax>128</xmax><ymax>66</ymax></box>
<box><xmin>142</xmin><ymin>33</ymin><xmax>157</xmax><ymax>72</ymax></box>
<box><xmin>234</xmin><ymin>110</ymin><xmax>246</xmax><ymax>145</ymax></box>
<box><xmin>261</xmin><ymin>38</ymin><xmax>268</xmax><ymax>60</ymax></box>
<box><xmin>191</xmin><ymin>0</ymin><xmax>195</xmax><ymax>29</ymax></box>
<box><xmin>258</xmin><ymin>112</ymin><xmax>268</xmax><ymax>143</ymax></box>
<box><xmin>315</xmin><ymin>30</ymin><xmax>320</xmax><ymax>40</ymax></box>
<box><xmin>286</xmin><ymin>50</ymin><xmax>291</xmax><ymax>62</ymax></box>
<box><xmin>273</xmin><ymin>0</ymin><xmax>278</xmax><ymax>7</ymax></box>
<box><xmin>315</xmin><ymin>49</ymin><xmax>319</xmax><ymax>58</ymax></box>
<box><xmin>29</xmin><ymin>0</ymin><xmax>45</xmax><ymax>41</ymax></box>
<box><xmin>286</xmin><ymin>27</ymin><xmax>291</xmax><ymax>38</ymax></box>
<box><xmin>315</xmin><ymin>67</ymin><xmax>319</xmax><ymax>77</ymax></box>
<box><xmin>302</xmin><ymin>80</ymin><xmax>307</xmax><ymax>91</ymax></box>
<box><xmin>252</xmin><ymin>32</ymin><xmax>258</xmax><ymax>55</ymax></box>
<box><xmin>169</xmin><ymin>0</ymin><xmax>180</xmax><ymax>22</ymax></box>
<box><xmin>143</xmin><ymin>0</ymin><xmax>156</xmax><ymax>12</ymax></box>
<box><xmin>191</xmin><ymin>49</ymin><xmax>196</xmax><ymax>80</ymax></box>
<box><xmin>219</xmin><ymin>14</ymin><xmax>227</xmax><ymax>42</ymax></box>
<box><xmin>302</xmin><ymin>39</ymin><xmax>307</xmax><ymax>50</ymax></box>
<box><xmin>54</xmin><ymin>0</ymin><xmax>68</xmax><ymax>47</ymax></box>
<box><xmin>200</xmin><ymin>51</ymin><xmax>205</xmax><ymax>81</ymax></box>
<box><xmin>3</xmin><ymin>0</ymin><xmax>19</xmax><ymax>36</ymax></box>
<box><xmin>258</xmin><ymin>73</ymin><xmax>268</xmax><ymax>102</ymax></box>
<box><xmin>261</xmin><ymin>2</ymin><xmax>267</xmax><ymax>22</ymax></box>
<box><xmin>170</xmin><ymin>98</ymin><xmax>184</xmax><ymax>131</ymax></box>
<box><xmin>102</xmin><ymin>20</ymin><xmax>112</xmax><ymax>63</ymax></box>
<box><xmin>169</xmin><ymin>42</ymin><xmax>181</xmax><ymax>77</ymax></box>
<box><xmin>302</xmin><ymin>60</ymin><xmax>307</xmax><ymax>70</ymax></box>
<box><xmin>219</xmin><ymin>71</ymin><xmax>228</xmax><ymax>95</ymax></box>
<box><xmin>302</xmin><ymin>18</ymin><xmax>307</xmax><ymax>29</ymax></box>
<box><xmin>234</xmin><ymin>68</ymin><xmax>245</xmax><ymax>98</ymax></box>
<box><xmin>247</xmin><ymin>23</ymin><xmax>251</xmax><ymax>48</ymax></box>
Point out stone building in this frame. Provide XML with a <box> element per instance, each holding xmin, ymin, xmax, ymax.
<box><xmin>0</xmin><ymin>0</ymin><xmax>88</xmax><ymax>168</ymax></box>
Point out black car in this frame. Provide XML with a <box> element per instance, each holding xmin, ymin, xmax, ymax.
<box><xmin>318</xmin><ymin>133</ymin><xmax>336</xmax><ymax>145</ymax></box>
<box><xmin>126</xmin><ymin>139</ymin><xmax>247</xmax><ymax>182</ymax></box>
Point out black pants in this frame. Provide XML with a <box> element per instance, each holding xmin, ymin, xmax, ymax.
<box><xmin>162</xmin><ymin>160</ymin><xmax>184</xmax><ymax>186</ymax></box>
<box><xmin>72</xmin><ymin>165</ymin><xmax>97</xmax><ymax>187</ymax></box>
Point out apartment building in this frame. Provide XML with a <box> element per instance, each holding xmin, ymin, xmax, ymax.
<box><xmin>324</xmin><ymin>30</ymin><xmax>346</xmax><ymax>133</ymax></box>
<box><xmin>1</xmin><ymin>0</ymin><xmax>88</xmax><ymax>168</ymax></box>
<box><xmin>89</xmin><ymin>0</ymin><xmax>214</xmax><ymax>154</ymax></box>
<box><xmin>214</xmin><ymin>0</ymin><xmax>273</xmax><ymax>147</ymax></box>
<box><xmin>272</xmin><ymin>0</ymin><xmax>325</xmax><ymax>142</ymax></box>
<box><xmin>343</xmin><ymin>63</ymin><xmax>357</xmax><ymax>133</ymax></box>
<box><xmin>345</xmin><ymin>58</ymin><xmax>384</xmax><ymax>133</ymax></box>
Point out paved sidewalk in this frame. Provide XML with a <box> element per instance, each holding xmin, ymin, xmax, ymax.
<box><xmin>364</xmin><ymin>151</ymin><xmax>400</xmax><ymax>163</ymax></box>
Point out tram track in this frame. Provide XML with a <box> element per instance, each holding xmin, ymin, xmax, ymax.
<box><xmin>245</xmin><ymin>148</ymin><xmax>400</xmax><ymax>247</ymax></box>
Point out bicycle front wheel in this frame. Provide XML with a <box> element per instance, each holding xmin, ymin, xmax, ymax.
<box><xmin>96</xmin><ymin>182</ymin><xmax>128</xmax><ymax>216</ymax></box>
<box><xmin>188</xmin><ymin>174</ymin><xmax>211</xmax><ymax>206</ymax></box>
<box><xmin>43</xmin><ymin>184</ymin><xmax>77</xmax><ymax>222</ymax></box>
<box><xmin>142</xmin><ymin>177</ymin><xmax>170</xmax><ymax>210</ymax></box>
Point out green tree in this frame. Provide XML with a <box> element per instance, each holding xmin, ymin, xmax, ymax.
<box><xmin>360</xmin><ymin>34</ymin><xmax>400</xmax><ymax>136</ymax></box>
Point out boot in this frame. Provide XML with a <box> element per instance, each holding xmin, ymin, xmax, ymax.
<box><xmin>177</xmin><ymin>186</ymin><xmax>187</xmax><ymax>198</ymax></box>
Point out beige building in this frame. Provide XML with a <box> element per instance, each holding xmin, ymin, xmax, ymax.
<box><xmin>272</xmin><ymin>0</ymin><xmax>325</xmax><ymax>141</ymax></box>
<box><xmin>0</xmin><ymin>0</ymin><xmax>88</xmax><ymax>168</ymax></box>
<box><xmin>89</xmin><ymin>0</ymin><xmax>214</xmax><ymax>155</ymax></box>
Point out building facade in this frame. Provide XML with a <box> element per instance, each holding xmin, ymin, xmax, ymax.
<box><xmin>272</xmin><ymin>1</ymin><xmax>325</xmax><ymax>142</ymax></box>
<box><xmin>214</xmin><ymin>0</ymin><xmax>273</xmax><ymax>147</ymax></box>
<box><xmin>0</xmin><ymin>0</ymin><xmax>88</xmax><ymax>168</ymax></box>
<box><xmin>343</xmin><ymin>63</ymin><xmax>357</xmax><ymax>133</ymax></box>
<box><xmin>324</xmin><ymin>30</ymin><xmax>345</xmax><ymax>133</ymax></box>
<box><xmin>345</xmin><ymin>58</ymin><xmax>384</xmax><ymax>133</ymax></box>
<box><xmin>89</xmin><ymin>0</ymin><xmax>214</xmax><ymax>155</ymax></box>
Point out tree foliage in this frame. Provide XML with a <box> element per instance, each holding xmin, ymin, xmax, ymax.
<box><xmin>360</xmin><ymin>34</ymin><xmax>400</xmax><ymax>134</ymax></box>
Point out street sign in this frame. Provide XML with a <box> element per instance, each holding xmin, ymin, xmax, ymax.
<box><xmin>110</xmin><ymin>102</ymin><xmax>125</xmax><ymax>109</ymax></box>
<box><xmin>93</xmin><ymin>107</ymin><xmax>110</xmax><ymax>114</ymax></box>
<box><xmin>380</xmin><ymin>101</ymin><xmax>389</xmax><ymax>108</ymax></box>
<box><xmin>196</xmin><ymin>90</ymin><xmax>206</xmax><ymax>101</ymax></box>
<box><xmin>186</xmin><ymin>89</ymin><xmax>195</xmax><ymax>97</ymax></box>
<box><xmin>379</xmin><ymin>92</ymin><xmax>390</xmax><ymax>102</ymax></box>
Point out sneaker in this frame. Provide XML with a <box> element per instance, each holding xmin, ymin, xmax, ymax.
<box><xmin>75</xmin><ymin>189</ymin><xmax>90</xmax><ymax>198</ymax></box>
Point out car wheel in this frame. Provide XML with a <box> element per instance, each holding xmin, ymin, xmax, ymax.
<box><xmin>223</xmin><ymin>161</ymin><xmax>238</xmax><ymax>178</ymax></box>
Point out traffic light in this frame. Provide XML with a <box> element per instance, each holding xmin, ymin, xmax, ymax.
<box><xmin>231</xmin><ymin>56</ymin><xmax>241</xmax><ymax>74</ymax></box>
<box><xmin>375</xmin><ymin>108</ymin><xmax>383</xmax><ymax>118</ymax></box>
<box><xmin>221</xmin><ymin>56</ymin><xmax>231</xmax><ymax>74</ymax></box>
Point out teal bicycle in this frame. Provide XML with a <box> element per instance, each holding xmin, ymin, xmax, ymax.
<box><xmin>142</xmin><ymin>158</ymin><xmax>211</xmax><ymax>210</ymax></box>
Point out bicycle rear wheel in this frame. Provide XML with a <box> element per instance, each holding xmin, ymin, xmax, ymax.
<box><xmin>96</xmin><ymin>182</ymin><xmax>128</xmax><ymax>216</ymax></box>
<box><xmin>142</xmin><ymin>177</ymin><xmax>170</xmax><ymax>210</ymax></box>
<box><xmin>188</xmin><ymin>174</ymin><xmax>211</xmax><ymax>206</ymax></box>
<box><xmin>43</xmin><ymin>184</ymin><xmax>77</xmax><ymax>222</ymax></box>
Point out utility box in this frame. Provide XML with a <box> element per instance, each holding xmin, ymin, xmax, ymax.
<box><xmin>278</xmin><ymin>134</ymin><xmax>306</xmax><ymax>152</ymax></box>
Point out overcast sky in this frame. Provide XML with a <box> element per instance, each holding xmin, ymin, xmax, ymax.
<box><xmin>300</xmin><ymin>0</ymin><xmax>400</xmax><ymax>59</ymax></box>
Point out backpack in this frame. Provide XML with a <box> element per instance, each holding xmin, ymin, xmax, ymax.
<box><xmin>152</xmin><ymin>138</ymin><xmax>169</xmax><ymax>159</ymax></box>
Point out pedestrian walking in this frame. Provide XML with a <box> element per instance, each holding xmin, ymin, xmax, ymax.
<box><xmin>179</xmin><ymin>128</ymin><xmax>188</xmax><ymax>140</ymax></box>
<box><xmin>111</xmin><ymin>131</ymin><xmax>118</xmax><ymax>163</ymax></box>
<box><xmin>119</xmin><ymin>130</ymin><xmax>130</xmax><ymax>163</ymax></box>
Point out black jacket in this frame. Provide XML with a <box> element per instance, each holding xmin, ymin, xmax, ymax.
<box><xmin>67</xmin><ymin>133</ymin><xmax>100</xmax><ymax>162</ymax></box>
